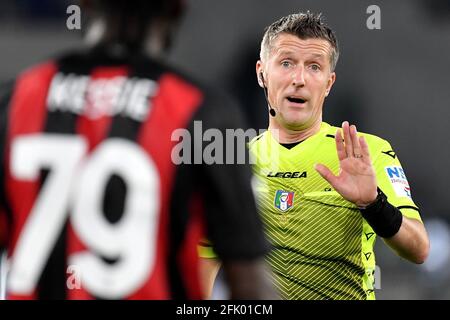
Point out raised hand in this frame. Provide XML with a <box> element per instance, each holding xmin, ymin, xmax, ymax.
<box><xmin>315</xmin><ymin>121</ymin><xmax>378</xmax><ymax>208</ymax></box>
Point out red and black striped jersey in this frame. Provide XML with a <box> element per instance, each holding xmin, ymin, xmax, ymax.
<box><xmin>0</xmin><ymin>50</ymin><xmax>268</xmax><ymax>299</ymax></box>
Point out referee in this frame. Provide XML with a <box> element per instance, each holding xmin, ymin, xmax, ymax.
<box><xmin>201</xmin><ymin>11</ymin><xmax>429</xmax><ymax>300</ymax></box>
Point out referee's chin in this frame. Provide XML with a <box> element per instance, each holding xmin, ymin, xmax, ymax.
<box><xmin>278</xmin><ymin>114</ymin><xmax>321</xmax><ymax>133</ymax></box>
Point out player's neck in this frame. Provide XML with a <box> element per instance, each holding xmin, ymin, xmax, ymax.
<box><xmin>83</xmin><ymin>16</ymin><xmax>166</xmax><ymax>59</ymax></box>
<box><xmin>269</xmin><ymin>119</ymin><xmax>322</xmax><ymax>144</ymax></box>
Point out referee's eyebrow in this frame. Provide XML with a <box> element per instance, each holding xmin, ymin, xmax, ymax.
<box><xmin>277</xmin><ymin>51</ymin><xmax>327</xmax><ymax>62</ymax></box>
<box><xmin>276</xmin><ymin>49</ymin><xmax>296</xmax><ymax>57</ymax></box>
<box><xmin>307</xmin><ymin>53</ymin><xmax>326</xmax><ymax>61</ymax></box>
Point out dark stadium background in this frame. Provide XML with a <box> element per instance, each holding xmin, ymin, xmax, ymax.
<box><xmin>0</xmin><ymin>0</ymin><xmax>449</xmax><ymax>299</ymax></box>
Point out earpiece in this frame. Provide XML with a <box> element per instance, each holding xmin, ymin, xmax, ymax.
<box><xmin>259</xmin><ymin>72</ymin><xmax>276</xmax><ymax>117</ymax></box>
<box><xmin>259</xmin><ymin>72</ymin><xmax>265</xmax><ymax>87</ymax></box>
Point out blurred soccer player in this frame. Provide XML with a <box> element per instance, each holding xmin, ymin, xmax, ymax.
<box><xmin>0</xmin><ymin>0</ymin><xmax>276</xmax><ymax>299</ymax></box>
<box><xmin>201</xmin><ymin>11</ymin><xmax>430</xmax><ymax>300</ymax></box>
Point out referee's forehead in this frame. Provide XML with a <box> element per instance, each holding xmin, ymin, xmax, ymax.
<box><xmin>270</xmin><ymin>35</ymin><xmax>333</xmax><ymax>60</ymax></box>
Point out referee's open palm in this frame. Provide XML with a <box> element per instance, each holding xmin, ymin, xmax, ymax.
<box><xmin>315</xmin><ymin>121</ymin><xmax>378</xmax><ymax>208</ymax></box>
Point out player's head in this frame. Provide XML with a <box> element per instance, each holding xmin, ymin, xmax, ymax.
<box><xmin>256</xmin><ymin>12</ymin><xmax>338</xmax><ymax>131</ymax></box>
<box><xmin>81</xmin><ymin>0</ymin><xmax>186</xmax><ymax>54</ymax></box>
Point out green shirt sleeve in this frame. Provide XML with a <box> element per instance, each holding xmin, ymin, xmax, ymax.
<box><xmin>369</xmin><ymin>136</ymin><xmax>422</xmax><ymax>222</ymax></box>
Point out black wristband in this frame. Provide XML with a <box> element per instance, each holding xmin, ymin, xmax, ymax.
<box><xmin>359</xmin><ymin>188</ymin><xmax>403</xmax><ymax>238</ymax></box>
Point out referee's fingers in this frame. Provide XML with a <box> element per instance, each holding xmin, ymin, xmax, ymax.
<box><xmin>350</xmin><ymin>125</ymin><xmax>361</xmax><ymax>158</ymax></box>
<box><xmin>359</xmin><ymin>136</ymin><xmax>372</xmax><ymax>165</ymax></box>
<box><xmin>335</xmin><ymin>129</ymin><xmax>346</xmax><ymax>161</ymax></box>
<box><xmin>342</xmin><ymin>121</ymin><xmax>353</xmax><ymax>158</ymax></box>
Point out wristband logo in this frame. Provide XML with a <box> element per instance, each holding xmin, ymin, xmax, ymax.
<box><xmin>385</xmin><ymin>166</ymin><xmax>412</xmax><ymax>198</ymax></box>
<box><xmin>274</xmin><ymin>190</ymin><xmax>295</xmax><ymax>212</ymax></box>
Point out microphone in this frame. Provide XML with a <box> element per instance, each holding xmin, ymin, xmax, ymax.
<box><xmin>269</xmin><ymin>106</ymin><xmax>276</xmax><ymax>117</ymax></box>
<box><xmin>259</xmin><ymin>72</ymin><xmax>276</xmax><ymax>117</ymax></box>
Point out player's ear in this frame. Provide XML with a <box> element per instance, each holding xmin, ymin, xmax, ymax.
<box><xmin>256</xmin><ymin>60</ymin><xmax>264</xmax><ymax>88</ymax></box>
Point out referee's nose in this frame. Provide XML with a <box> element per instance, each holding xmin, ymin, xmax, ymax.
<box><xmin>291</xmin><ymin>66</ymin><xmax>306</xmax><ymax>87</ymax></box>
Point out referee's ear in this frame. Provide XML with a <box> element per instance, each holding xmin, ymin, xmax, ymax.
<box><xmin>325</xmin><ymin>72</ymin><xmax>336</xmax><ymax>97</ymax></box>
<box><xmin>256</xmin><ymin>60</ymin><xmax>265</xmax><ymax>88</ymax></box>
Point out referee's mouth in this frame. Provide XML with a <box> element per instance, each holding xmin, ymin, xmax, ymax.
<box><xmin>286</xmin><ymin>96</ymin><xmax>307</xmax><ymax>106</ymax></box>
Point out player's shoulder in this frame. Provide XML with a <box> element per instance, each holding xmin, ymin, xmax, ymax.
<box><xmin>161</xmin><ymin>69</ymin><xmax>244</xmax><ymax>128</ymax></box>
<box><xmin>1</xmin><ymin>58</ymin><xmax>58</xmax><ymax>112</ymax></box>
<box><xmin>12</xmin><ymin>59</ymin><xmax>58</xmax><ymax>89</ymax></box>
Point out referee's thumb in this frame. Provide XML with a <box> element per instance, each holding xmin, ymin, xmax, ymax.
<box><xmin>314</xmin><ymin>163</ymin><xmax>336</xmax><ymax>185</ymax></box>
